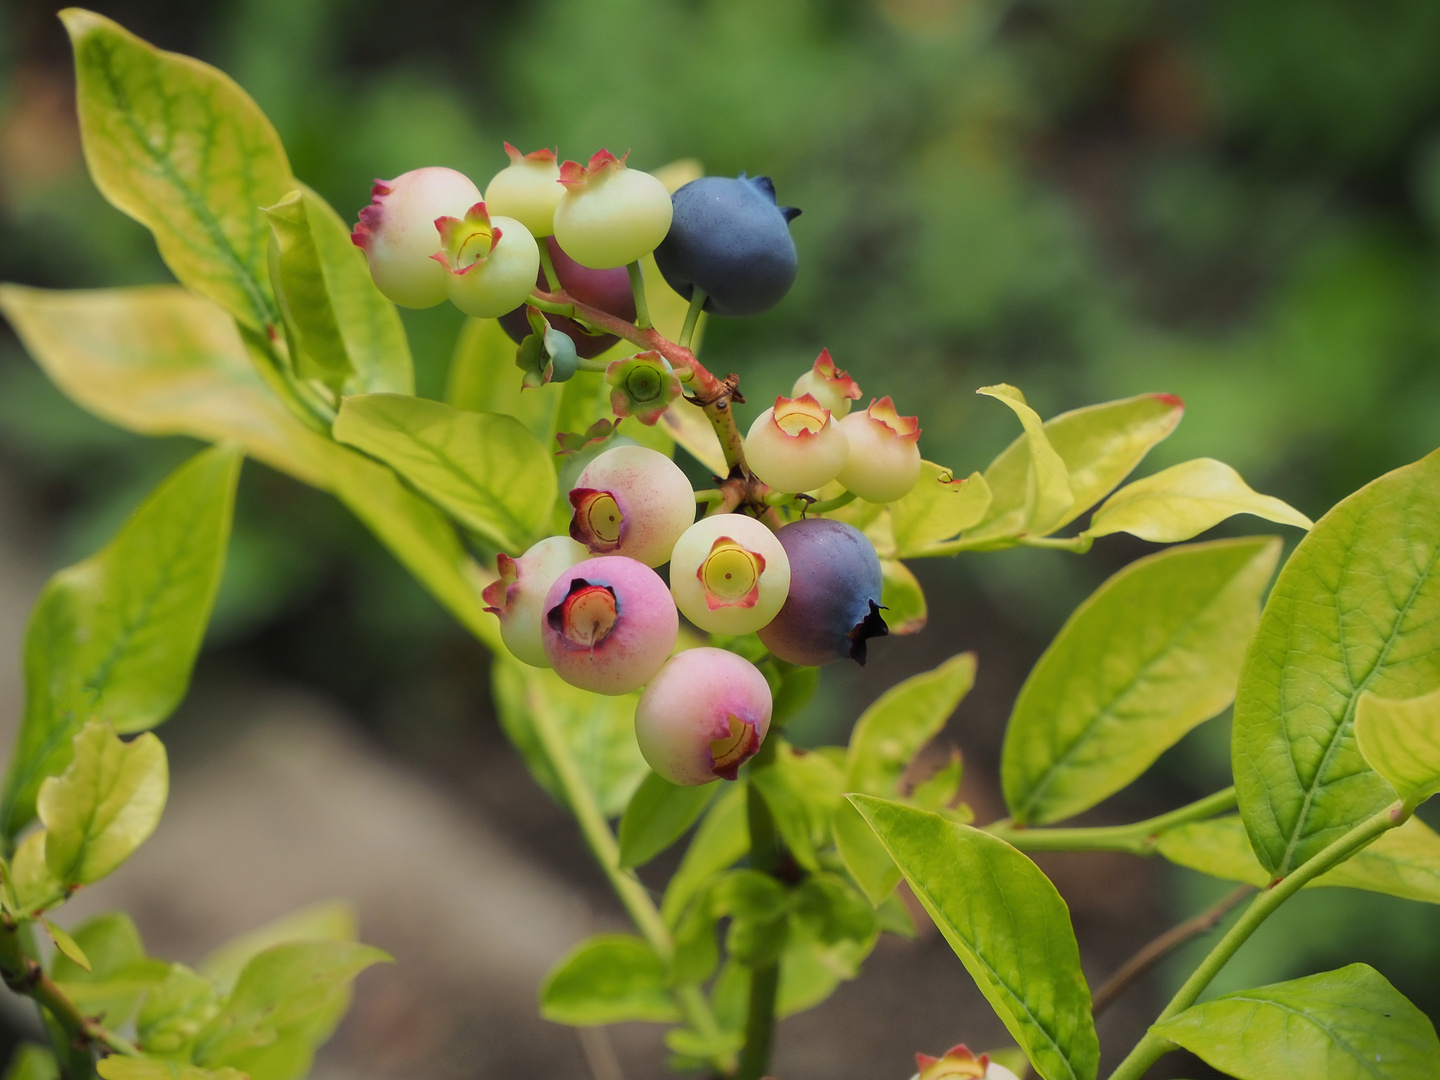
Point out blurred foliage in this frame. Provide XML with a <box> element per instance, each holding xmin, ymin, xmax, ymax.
<box><xmin>4</xmin><ymin>0</ymin><xmax>1440</xmax><ymax>1038</ymax></box>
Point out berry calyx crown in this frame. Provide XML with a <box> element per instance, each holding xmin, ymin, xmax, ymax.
<box><xmin>769</xmin><ymin>393</ymin><xmax>833</xmax><ymax>438</ymax></box>
<box><xmin>431</xmin><ymin>201</ymin><xmax>502</xmax><ymax>274</ymax></box>
<box><xmin>863</xmin><ymin>396</ymin><xmax>921</xmax><ymax>441</ymax></box>
<box><xmin>558</xmin><ymin>149</ymin><xmax>629</xmax><ymax>189</ymax></box>
<box><xmin>503</xmin><ymin>142</ymin><xmax>558</xmax><ymax>166</ymax></box>
<box><xmin>812</xmin><ymin>348</ymin><xmax>862</xmax><ymax>400</ymax></box>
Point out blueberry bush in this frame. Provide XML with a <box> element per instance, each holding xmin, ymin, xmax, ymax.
<box><xmin>1</xmin><ymin>10</ymin><xmax>1439</xmax><ymax>1080</ymax></box>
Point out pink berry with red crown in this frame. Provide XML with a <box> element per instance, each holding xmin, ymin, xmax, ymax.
<box><xmin>351</xmin><ymin>167</ymin><xmax>482</xmax><ymax>308</ymax></box>
<box><xmin>836</xmin><ymin>397</ymin><xmax>923</xmax><ymax>503</ymax></box>
<box><xmin>482</xmin><ymin>535</ymin><xmax>589</xmax><ymax>668</ymax></box>
<box><xmin>634</xmin><ymin>648</ymin><xmax>772</xmax><ymax>785</ymax></box>
<box><xmin>541</xmin><ymin>556</ymin><xmax>678</xmax><ymax>694</ymax></box>
<box><xmin>569</xmin><ymin>445</ymin><xmax>695</xmax><ymax>568</ymax></box>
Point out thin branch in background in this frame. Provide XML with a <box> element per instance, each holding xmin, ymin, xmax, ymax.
<box><xmin>576</xmin><ymin>1025</ymin><xmax>626</xmax><ymax>1080</ymax></box>
<box><xmin>1092</xmin><ymin>883</ymin><xmax>1255</xmax><ymax>1017</ymax></box>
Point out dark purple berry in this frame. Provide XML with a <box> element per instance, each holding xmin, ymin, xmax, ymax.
<box><xmin>653</xmin><ymin>174</ymin><xmax>800</xmax><ymax>317</ymax></box>
<box><xmin>500</xmin><ymin>237</ymin><xmax>636</xmax><ymax>358</ymax></box>
<box><xmin>756</xmin><ymin>518</ymin><xmax>887</xmax><ymax>666</ymax></box>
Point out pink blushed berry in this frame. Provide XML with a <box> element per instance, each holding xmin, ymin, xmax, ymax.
<box><xmin>351</xmin><ymin>166</ymin><xmax>482</xmax><ymax>308</ymax></box>
<box><xmin>569</xmin><ymin>445</ymin><xmax>695</xmax><ymax>568</ymax></box>
<box><xmin>541</xmin><ymin>556</ymin><xmax>678</xmax><ymax>694</ymax></box>
<box><xmin>482</xmin><ymin>535</ymin><xmax>589</xmax><ymax>668</ymax></box>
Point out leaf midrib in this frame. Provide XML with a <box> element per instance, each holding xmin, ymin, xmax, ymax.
<box><xmin>1210</xmin><ymin>995</ymin><xmax>1390</xmax><ymax>1079</ymax></box>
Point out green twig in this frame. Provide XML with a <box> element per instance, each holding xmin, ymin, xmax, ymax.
<box><xmin>1018</xmin><ymin>534</ymin><xmax>1093</xmax><ymax>553</ymax></box>
<box><xmin>805</xmin><ymin>490</ymin><xmax>857</xmax><ymax>514</ymax></box>
<box><xmin>679</xmin><ymin>289</ymin><xmax>706</xmax><ymax>351</ymax></box>
<box><xmin>984</xmin><ymin>788</ymin><xmax>1238</xmax><ymax>856</ymax></box>
<box><xmin>736</xmin><ymin>741</ymin><xmax>782</xmax><ymax>1080</ymax></box>
<box><xmin>519</xmin><ymin>678</ymin><xmax>733</xmax><ymax>1073</ymax></box>
<box><xmin>537</xmin><ymin>242</ymin><xmax>562</xmax><ymax>292</ymax></box>
<box><xmin>695</xmin><ymin>489</ymin><xmax>726</xmax><ymax>505</ymax></box>
<box><xmin>1106</xmin><ymin>803</ymin><xmax>1403</xmax><ymax>1080</ymax></box>
<box><xmin>627</xmin><ymin>263</ymin><xmax>653</xmax><ymax>331</ymax></box>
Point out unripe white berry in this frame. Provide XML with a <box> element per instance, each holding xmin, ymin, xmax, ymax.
<box><xmin>743</xmin><ymin>394</ymin><xmax>849</xmax><ymax>494</ymax></box>
<box><xmin>433</xmin><ymin>204</ymin><xmax>541</xmax><ymax>318</ymax></box>
<box><xmin>836</xmin><ymin>397</ymin><xmax>922</xmax><ymax>503</ymax></box>
<box><xmin>635</xmin><ymin>648</ymin><xmax>772</xmax><ymax>785</ymax></box>
<box><xmin>669</xmin><ymin>514</ymin><xmax>791</xmax><ymax>634</ymax></box>
<box><xmin>482</xmin><ymin>536</ymin><xmax>589</xmax><ymax>667</ymax></box>
<box><xmin>553</xmin><ymin>150</ymin><xmax>674</xmax><ymax>269</ymax></box>
<box><xmin>351</xmin><ymin>167</ymin><xmax>482</xmax><ymax>308</ymax></box>
<box><xmin>485</xmin><ymin>143</ymin><xmax>564</xmax><ymax>238</ymax></box>
<box><xmin>791</xmin><ymin>348</ymin><xmax>862</xmax><ymax>419</ymax></box>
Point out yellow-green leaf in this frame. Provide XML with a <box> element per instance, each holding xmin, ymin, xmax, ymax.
<box><xmin>38</xmin><ymin>723</ymin><xmax>168</xmax><ymax>886</ymax></box>
<box><xmin>98</xmin><ymin>1059</ymin><xmax>246</xmax><ymax>1080</ymax></box>
<box><xmin>62</xmin><ymin>9</ymin><xmax>293</xmax><ymax>329</ymax></box>
<box><xmin>539</xmin><ymin>934</ymin><xmax>680</xmax><ymax>1026</ymax></box>
<box><xmin>1085</xmin><ymin>457</ymin><xmax>1312</xmax><ymax>542</ymax></box>
<box><xmin>890</xmin><ymin>464</ymin><xmax>991</xmax><ymax>557</ymax></box>
<box><xmin>43</xmin><ymin>920</ymin><xmax>91</xmax><ymax>972</ymax></box>
<box><xmin>971</xmin><ymin>384</ymin><xmax>1073</xmax><ymax>539</ymax></box>
<box><xmin>446</xmin><ymin>317</ymin><xmax>562</xmax><ymax>444</ymax></box>
<box><xmin>1356</xmin><ymin>687</ymin><xmax>1440</xmax><ymax>812</ymax></box>
<box><xmin>879</xmin><ymin>558</ymin><xmax>926</xmax><ymax>635</ymax></box>
<box><xmin>845</xmin><ymin>653</ymin><xmax>976</xmax><ymax>797</ymax></box>
<box><xmin>1156</xmin><ymin>814</ymin><xmax>1440</xmax><ymax>905</ymax></box>
<box><xmin>3</xmin><ymin>1045</ymin><xmax>58</xmax><ymax>1080</ymax></box>
<box><xmin>333</xmin><ymin>394</ymin><xmax>556</xmax><ymax>552</ymax></box>
<box><xmin>9</xmin><ymin>831</ymin><xmax>64</xmax><ymax>916</ymax></box>
<box><xmin>200</xmin><ymin>900</ymin><xmax>356</xmax><ymax>996</ymax></box>
<box><xmin>264</xmin><ymin>186</ymin><xmax>412</xmax><ymax>396</ymax></box>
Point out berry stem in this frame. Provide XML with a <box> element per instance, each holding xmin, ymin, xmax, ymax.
<box><xmin>537</xmin><ymin>241</ymin><xmax>562</xmax><ymax>292</ymax></box>
<box><xmin>984</xmin><ymin>787</ymin><xmax>1238</xmax><ymax>855</ymax></box>
<box><xmin>737</xmin><ymin>741</ymin><xmax>783</xmax><ymax>1080</ymax></box>
<box><xmin>1106</xmin><ymin>803</ymin><xmax>1402</xmax><ymax>1080</ymax></box>
<box><xmin>679</xmin><ymin>288</ymin><xmax>706</xmax><ymax>350</ymax></box>
<box><xmin>805</xmin><ymin>490</ymin><xmax>857</xmax><ymax>514</ymax></box>
<box><xmin>694</xmin><ymin>488</ymin><xmax>725</xmax><ymax>505</ymax></box>
<box><xmin>627</xmin><ymin>262</ymin><xmax>654</xmax><ymax>330</ymax></box>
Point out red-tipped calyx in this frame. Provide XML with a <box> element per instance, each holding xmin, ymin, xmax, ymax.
<box><xmin>863</xmin><ymin>396</ymin><xmax>921</xmax><ymax>441</ymax></box>
<box><xmin>504</xmin><ymin>142</ymin><xmax>557</xmax><ymax>165</ymax></box>
<box><xmin>558</xmin><ymin>149</ymin><xmax>629</xmax><ymax>188</ymax></box>
<box><xmin>432</xmin><ymin>202</ymin><xmax>502</xmax><ymax>273</ymax></box>
<box><xmin>813</xmin><ymin>349</ymin><xmax>862</xmax><ymax>400</ymax></box>
<box><xmin>349</xmin><ymin>180</ymin><xmax>392</xmax><ymax>250</ymax></box>
<box><xmin>770</xmin><ymin>394</ymin><xmax>832</xmax><ymax>438</ymax></box>
<box><xmin>709</xmin><ymin>715</ymin><xmax>761</xmax><ymax>780</ymax></box>
<box><xmin>482</xmin><ymin>553</ymin><xmax>521</xmax><ymax>614</ymax></box>
<box><xmin>697</xmin><ymin>536</ymin><xmax>766</xmax><ymax>611</ymax></box>
<box><xmin>569</xmin><ymin>488</ymin><xmax>625</xmax><ymax>553</ymax></box>
<box><xmin>915</xmin><ymin>1044</ymin><xmax>989</xmax><ymax>1080</ymax></box>
<box><xmin>547</xmin><ymin>579</ymin><xmax>619</xmax><ymax>648</ymax></box>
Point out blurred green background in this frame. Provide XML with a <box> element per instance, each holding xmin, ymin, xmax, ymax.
<box><xmin>2</xmin><ymin>0</ymin><xmax>1440</xmax><ymax>1077</ymax></box>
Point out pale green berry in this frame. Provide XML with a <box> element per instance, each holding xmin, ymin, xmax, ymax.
<box><xmin>433</xmin><ymin>204</ymin><xmax>541</xmax><ymax>319</ymax></box>
<box><xmin>836</xmin><ymin>397</ymin><xmax>922</xmax><ymax>503</ymax></box>
<box><xmin>553</xmin><ymin>150</ymin><xmax>674</xmax><ymax>269</ymax></box>
<box><xmin>743</xmin><ymin>394</ymin><xmax>849</xmax><ymax>494</ymax></box>
<box><xmin>482</xmin><ymin>536</ymin><xmax>589</xmax><ymax>667</ymax></box>
<box><xmin>351</xmin><ymin>166</ymin><xmax>482</xmax><ymax>308</ymax></box>
<box><xmin>485</xmin><ymin>143</ymin><xmax>564</xmax><ymax>238</ymax></box>
<box><xmin>669</xmin><ymin>514</ymin><xmax>791</xmax><ymax>635</ymax></box>
<box><xmin>790</xmin><ymin>348</ymin><xmax>862</xmax><ymax>418</ymax></box>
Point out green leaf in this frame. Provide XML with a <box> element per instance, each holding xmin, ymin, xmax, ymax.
<box><xmin>790</xmin><ymin>872</ymin><xmax>878</xmax><ymax>946</ymax></box>
<box><xmin>662</xmin><ymin>783</ymin><xmax>749</xmax><ymax>926</ymax></box>
<box><xmin>0</xmin><ymin>285</ymin><xmax>333</xmax><ymax>487</ymax></box>
<box><xmin>491</xmin><ymin>656</ymin><xmax>648</xmax><ymax>818</ymax></box>
<box><xmin>333</xmin><ymin>394</ymin><xmax>556</xmax><ymax>552</ymax></box>
<box><xmin>1156</xmin><ymin>814</ymin><xmax>1440</xmax><ymax>905</ymax></box>
<box><xmin>966</xmin><ymin>391</ymin><xmax>1182</xmax><ymax>544</ymax></box>
<box><xmin>43</xmin><ymin>920</ymin><xmax>90</xmax><ymax>972</ymax></box>
<box><xmin>774</xmin><ymin>930</ymin><xmax>876</xmax><ymax>1019</ymax></box>
<box><xmin>1002</xmin><ymin>538</ymin><xmax>1281</xmax><ymax>826</ymax></box>
<box><xmin>98</xmin><ymin>1062</ymin><xmax>245</xmax><ymax>1080</ymax></box>
<box><xmin>850</xmin><ymin>795</ymin><xmax>1099</xmax><ymax>1080</ymax></box>
<box><xmin>264</xmin><ymin>186</ymin><xmax>412</xmax><ymax>396</ymax></box>
<box><xmin>2</xmin><ymin>1046</ymin><xmax>57</xmax><ymax>1080</ymax></box>
<box><xmin>845</xmin><ymin>653</ymin><xmax>976</xmax><ymax>797</ymax></box>
<box><xmin>50</xmin><ymin>912</ymin><xmax>163</xmax><ymax>1027</ymax></box>
<box><xmin>1356</xmin><ymin>687</ymin><xmax>1440</xmax><ymax>811</ymax></box>
<box><xmin>711</xmin><ymin>870</ymin><xmax>790</xmax><ymax>968</ymax></box>
<box><xmin>890</xmin><ymin>464</ymin><xmax>992</xmax><ymax>557</ymax></box>
<box><xmin>833</xmin><ymin>797</ymin><xmax>903</xmax><ymax>906</ymax></box>
<box><xmin>618</xmin><ymin>772</ymin><xmax>717</xmax><ymax>870</ymax></box>
<box><xmin>880</xmin><ymin>558</ymin><xmax>927</xmax><ymax>635</ymax></box>
<box><xmin>194</xmin><ymin>940</ymin><xmax>390</xmax><ymax>1069</ymax></box>
<box><xmin>2</xmin><ymin>444</ymin><xmax>239</xmax><ymax>838</ymax></box>
<box><xmin>912</xmin><ymin>750</ymin><xmax>963</xmax><ymax>812</ymax></box>
<box><xmin>199</xmin><ymin>900</ymin><xmax>356</xmax><ymax>995</ymax></box>
<box><xmin>9</xmin><ymin>831</ymin><xmax>64</xmax><ymax>915</ymax></box>
<box><xmin>1234</xmin><ymin>449</ymin><xmax>1440</xmax><ymax>877</ymax></box>
<box><xmin>970</xmin><ymin>384</ymin><xmax>1073</xmax><ymax>540</ymax></box>
<box><xmin>539</xmin><ymin>934</ymin><xmax>680</xmax><ymax>1025</ymax></box>
<box><xmin>1151</xmin><ymin>964</ymin><xmax>1440</xmax><ymax>1080</ymax></box>
<box><xmin>62</xmin><ymin>9</ymin><xmax>292</xmax><ymax>330</ymax></box>
<box><xmin>750</xmin><ymin>744</ymin><xmax>843</xmax><ymax>872</ymax></box>
<box><xmin>38</xmin><ymin>723</ymin><xmax>167</xmax><ymax>885</ymax></box>
<box><xmin>138</xmin><ymin>964</ymin><xmax>222</xmax><ymax>1059</ymax></box>
<box><xmin>1084</xmin><ymin>458</ymin><xmax>1313</xmax><ymax>542</ymax></box>
<box><xmin>446</xmin><ymin>318</ymin><xmax>563</xmax><ymax>445</ymax></box>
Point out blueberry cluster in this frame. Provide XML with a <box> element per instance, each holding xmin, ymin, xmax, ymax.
<box><xmin>355</xmin><ymin>144</ymin><xmax>928</xmax><ymax>789</ymax></box>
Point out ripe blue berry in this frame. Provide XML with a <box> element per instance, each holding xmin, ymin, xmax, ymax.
<box><xmin>653</xmin><ymin>174</ymin><xmax>800</xmax><ymax>317</ymax></box>
<box><xmin>756</xmin><ymin>518</ymin><xmax>888</xmax><ymax>666</ymax></box>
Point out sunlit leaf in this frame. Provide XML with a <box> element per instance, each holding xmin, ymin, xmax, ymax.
<box><xmin>99</xmin><ymin>1062</ymin><xmax>245</xmax><ymax>1080</ymax></box>
<box><xmin>2</xmin><ymin>444</ymin><xmax>239</xmax><ymax>838</ymax></box>
<box><xmin>1152</xmin><ymin>965</ymin><xmax>1440</xmax><ymax>1080</ymax></box>
<box><xmin>1356</xmin><ymin>687</ymin><xmax>1440</xmax><ymax>812</ymax></box>
<box><xmin>199</xmin><ymin>900</ymin><xmax>357</xmax><ymax>995</ymax></box>
<box><xmin>539</xmin><ymin>935</ymin><xmax>680</xmax><ymax>1025</ymax></box>
<box><xmin>1084</xmin><ymin>458</ymin><xmax>1312</xmax><ymax>542</ymax></box>
<box><xmin>333</xmin><ymin>394</ymin><xmax>556</xmax><ymax>551</ymax></box>
<box><xmin>969</xmin><ymin>384</ymin><xmax>1073</xmax><ymax>540</ymax></box>
<box><xmin>446</xmin><ymin>318</ymin><xmax>562</xmax><ymax>444</ymax></box>
<box><xmin>880</xmin><ymin>558</ymin><xmax>926</xmax><ymax>635</ymax></box>
<box><xmin>1002</xmin><ymin>538</ymin><xmax>1279</xmax><ymax>825</ymax></box>
<box><xmin>1234</xmin><ymin>449</ymin><xmax>1440</xmax><ymax>877</ymax></box>
<box><xmin>138</xmin><ymin>964</ymin><xmax>222</xmax><ymax>1059</ymax></box>
<box><xmin>890</xmin><ymin>464</ymin><xmax>991</xmax><ymax>557</ymax></box>
<box><xmin>9</xmin><ymin>831</ymin><xmax>64</xmax><ymax>916</ymax></box>
<box><xmin>618</xmin><ymin>772</ymin><xmax>718</xmax><ymax>870</ymax></box>
<box><xmin>851</xmin><ymin>796</ymin><xmax>1099</xmax><ymax>1080</ymax></box>
<box><xmin>62</xmin><ymin>9</ymin><xmax>292</xmax><ymax>329</ymax></box>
